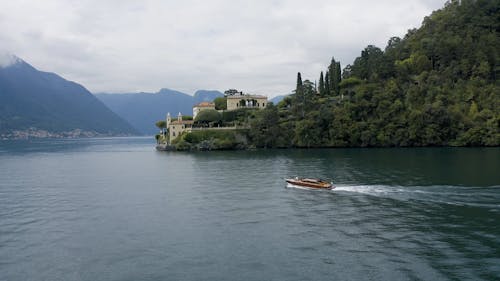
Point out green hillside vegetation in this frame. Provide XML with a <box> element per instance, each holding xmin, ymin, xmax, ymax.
<box><xmin>155</xmin><ymin>109</ymin><xmax>256</xmax><ymax>150</ymax></box>
<box><xmin>157</xmin><ymin>0</ymin><xmax>498</xmax><ymax>150</ymax></box>
<box><xmin>249</xmin><ymin>0</ymin><xmax>499</xmax><ymax>148</ymax></box>
<box><xmin>172</xmin><ymin>130</ymin><xmax>249</xmax><ymax>151</ymax></box>
<box><xmin>195</xmin><ymin>110</ymin><xmax>222</xmax><ymax>125</ymax></box>
<box><xmin>214</xmin><ymin>97</ymin><xmax>227</xmax><ymax>110</ymax></box>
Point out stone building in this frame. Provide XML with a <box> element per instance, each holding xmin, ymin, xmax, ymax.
<box><xmin>166</xmin><ymin>112</ymin><xmax>193</xmax><ymax>143</ymax></box>
<box><xmin>164</xmin><ymin>91</ymin><xmax>268</xmax><ymax>144</ymax></box>
<box><xmin>193</xmin><ymin>102</ymin><xmax>216</xmax><ymax>119</ymax></box>
<box><xmin>226</xmin><ymin>94</ymin><xmax>268</xmax><ymax>111</ymax></box>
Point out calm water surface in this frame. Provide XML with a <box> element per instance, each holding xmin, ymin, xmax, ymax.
<box><xmin>0</xmin><ymin>137</ymin><xmax>499</xmax><ymax>281</ymax></box>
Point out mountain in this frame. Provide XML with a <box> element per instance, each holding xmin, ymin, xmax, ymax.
<box><xmin>0</xmin><ymin>56</ymin><xmax>137</xmax><ymax>138</ymax></box>
<box><xmin>96</xmin><ymin>88</ymin><xmax>223</xmax><ymax>135</ymax></box>
<box><xmin>270</xmin><ymin>95</ymin><xmax>288</xmax><ymax>105</ymax></box>
<box><xmin>193</xmin><ymin>90</ymin><xmax>224</xmax><ymax>104</ymax></box>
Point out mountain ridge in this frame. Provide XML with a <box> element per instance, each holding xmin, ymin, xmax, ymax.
<box><xmin>95</xmin><ymin>89</ymin><xmax>224</xmax><ymax>134</ymax></box>
<box><xmin>0</xmin><ymin>56</ymin><xmax>138</xmax><ymax>138</ymax></box>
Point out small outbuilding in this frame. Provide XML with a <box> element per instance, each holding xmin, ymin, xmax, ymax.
<box><xmin>193</xmin><ymin>102</ymin><xmax>216</xmax><ymax>119</ymax></box>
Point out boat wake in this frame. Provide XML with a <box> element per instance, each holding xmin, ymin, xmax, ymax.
<box><xmin>332</xmin><ymin>184</ymin><xmax>500</xmax><ymax>210</ymax></box>
<box><xmin>286</xmin><ymin>182</ymin><xmax>500</xmax><ymax>209</ymax></box>
<box><xmin>333</xmin><ymin>185</ymin><xmax>412</xmax><ymax>195</ymax></box>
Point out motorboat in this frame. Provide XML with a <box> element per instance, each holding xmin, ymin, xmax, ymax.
<box><xmin>285</xmin><ymin>177</ymin><xmax>334</xmax><ymax>189</ymax></box>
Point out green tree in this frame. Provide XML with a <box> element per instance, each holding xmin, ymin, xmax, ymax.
<box><xmin>334</xmin><ymin>62</ymin><xmax>342</xmax><ymax>95</ymax></box>
<box><xmin>214</xmin><ymin>97</ymin><xmax>227</xmax><ymax>110</ymax></box>
<box><xmin>324</xmin><ymin>71</ymin><xmax>330</xmax><ymax>96</ymax></box>
<box><xmin>326</xmin><ymin>58</ymin><xmax>342</xmax><ymax>95</ymax></box>
<box><xmin>195</xmin><ymin>109</ymin><xmax>222</xmax><ymax>126</ymax></box>
<box><xmin>318</xmin><ymin>71</ymin><xmax>326</xmax><ymax>96</ymax></box>
<box><xmin>350</xmin><ymin>46</ymin><xmax>383</xmax><ymax>80</ymax></box>
<box><xmin>304</xmin><ymin>80</ymin><xmax>317</xmax><ymax>109</ymax></box>
<box><xmin>249</xmin><ymin>103</ymin><xmax>281</xmax><ymax>147</ymax></box>
<box><xmin>292</xmin><ymin>72</ymin><xmax>307</xmax><ymax>118</ymax></box>
<box><xmin>155</xmin><ymin>120</ymin><xmax>167</xmax><ymax>135</ymax></box>
<box><xmin>328</xmin><ymin>58</ymin><xmax>336</xmax><ymax>95</ymax></box>
<box><xmin>296</xmin><ymin>72</ymin><xmax>303</xmax><ymax>91</ymax></box>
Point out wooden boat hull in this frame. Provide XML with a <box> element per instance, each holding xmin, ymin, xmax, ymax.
<box><xmin>286</xmin><ymin>178</ymin><xmax>334</xmax><ymax>189</ymax></box>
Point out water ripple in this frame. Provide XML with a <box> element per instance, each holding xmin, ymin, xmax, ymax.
<box><xmin>0</xmin><ymin>142</ymin><xmax>499</xmax><ymax>280</ymax></box>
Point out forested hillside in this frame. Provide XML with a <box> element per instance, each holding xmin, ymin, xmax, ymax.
<box><xmin>249</xmin><ymin>0</ymin><xmax>499</xmax><ymax>148</ymax></box>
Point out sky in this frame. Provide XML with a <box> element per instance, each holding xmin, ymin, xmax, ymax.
<box><xmin>0</xmin><ymin>0</ymin><xmax>446</xmax><ymax>97</ymax></box>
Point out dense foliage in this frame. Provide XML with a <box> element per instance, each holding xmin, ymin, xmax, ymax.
<box><xmin>172</xmin><ymin>130</ymin><xmax>248</xmax><ymax>150</ymax></box>
<box><xmin>249</xmin><ymin>0</ymin><xmax>499</xmax><ymax>148</ymax></box>
<box><xmin>195</xmin><ymin>109</ymin><xmax>222</xmax><ymax>123</ymax></box>
<box><xmin>156</xmin><ymin>108</ymin><xmax>256</xmax><ymax>150</ymax></box>
<box><xmin>214</xmin><ymin>97</ymin><xmax>227</xmax><ymax>110</ymax></box>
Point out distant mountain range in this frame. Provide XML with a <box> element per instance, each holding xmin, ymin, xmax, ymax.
<box><xmin>95</xmin><ymin>89</ymin><xmax>224</xmax><ymax>134</ymax></box>
<box><xmin>0</xmin><ymin>55</ymin><xmax>284</xmax><ymax>137</ymax></box>
<box><xmin>0</xmin><ymin>56</ymin><xmax>138</xmax><ymax>138</ymax></box>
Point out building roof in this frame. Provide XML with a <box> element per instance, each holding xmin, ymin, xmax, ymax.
<box><xmin>193</xmin><ymin>102</ymin><xmax>215</xmax><ymax>108</ymax></box>
<box><xmin>226</xmin><ymin>94</ymin><xmax>267</xmax><ymax>99</ymax></box>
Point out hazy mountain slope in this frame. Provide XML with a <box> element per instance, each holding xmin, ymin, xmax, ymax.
<box><xmin>270</xmin><ymin>95</ymin><xmax>287</xmax><ymax>105</ymax></box>
<box><xmin>0</xmin><ymin>57</ymin><xmax>137</xmax><ymax>137</ymax></box>
<box><xmin>193</xmin><ymin>90</ymin><xmax>224</xmax><ymax>104</ymax></box>
<box><xmin>96</xmin><ymin>89</ymin><xmax>196</xmax><ymax>134</ymax></box>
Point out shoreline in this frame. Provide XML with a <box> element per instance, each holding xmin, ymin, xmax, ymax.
<box><xmin>155</xmin><ymin>143</ymin><xmax>500</xmax><ymax>151</ymax></box>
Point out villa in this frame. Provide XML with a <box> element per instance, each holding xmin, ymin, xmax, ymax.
<box><xmin>225</xmin><ymin>91</ymin><xmax>268</xmax><ymax>111</ymax></box>
<box><xmin>226</xmin><ymin>94</ymin><xmax>268</xmax><ymax>111</ymax></box>
<box><xmin>165</xmin><ymin>90</ymin><xmax>268</xmax><ymax>143</ymax></box>
<box><xmin>192</xmin><ymin>102</ymin><xmax>215</xmax><ymax>119</ymax></box>
<box><xmin>166</xmin><ymin>112</ymin><xmax>193</xmax><ymax>141</ymax></box>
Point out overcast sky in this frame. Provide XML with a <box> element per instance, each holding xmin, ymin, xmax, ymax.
<box><xmin>0</xmin><ymin>0</ymin><xmax>445</xmax><ymax>97</ymax></box>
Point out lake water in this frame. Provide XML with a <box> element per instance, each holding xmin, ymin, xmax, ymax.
<box><xmin>0</xmin><ymin>137</ymin><xmax>499</xmax><ymax>281</ymax></box>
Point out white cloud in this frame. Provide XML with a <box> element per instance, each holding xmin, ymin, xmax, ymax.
<box><xmin>0</xmin><ymin>0</ymin><xmax>445</xmax><ymax>97</ymax></box>
<box><xmin>0</xmin><ymin>53</ymin><xmax>20</xmax><ymax>68</ymax></box>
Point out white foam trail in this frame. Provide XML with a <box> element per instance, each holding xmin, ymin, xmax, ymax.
<box><xmin>333</xmin><ymin>185</ymin><xmax>396</xmax><ymax>195</ymax></box>
<box><xmin>334</xmin><ymin>185</ymin><xmax>460</xmax><ymax>195</ymax></box>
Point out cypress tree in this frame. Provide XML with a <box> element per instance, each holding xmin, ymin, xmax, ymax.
<box><xmin>328</xmin><ymin>58</ymin><xmax>336</xmax><ymax>95</ymax></box>
<box><xmin>296</xmin><ymin>72</ymin><xmax>303</xmax><ymax>91</ymax></box>
<box><xmin>294</xmin><ymin>72</ymin><xmax>305</xmax><ymax>118</ymax></box>
<box><xmin>334</xmin><ymin>62</ymin><xmax>342</xmax><ymax>95</ymax></box>
<box><xmin>318</xmin><ymin>71</ymin><xmax>325</xmax><ymax>96</ymax></box>
<box><xmin>327</xmin><ymin>57</ymin><xmax>343</xmax><ymax>95</ymax></box>
<box><xmin>325</xmin><ymin>71</ymin><xmax>330</xmax><ymax>97</ymax></box>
